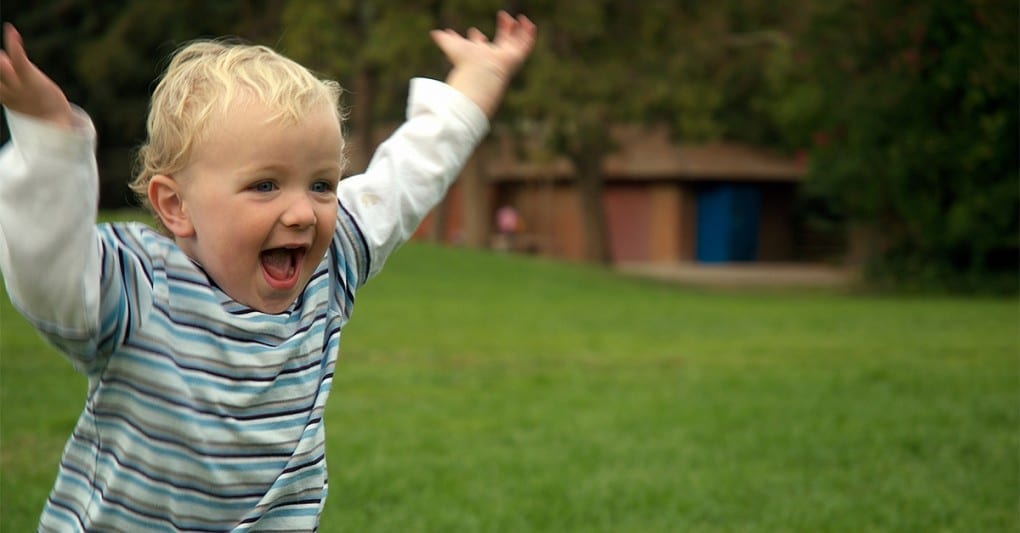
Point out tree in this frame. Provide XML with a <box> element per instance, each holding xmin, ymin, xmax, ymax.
<box><xmin>1</xmin><ymin>0</ymin><xmax>288</xmax><ymax>207</ymax></box>
<box><xmin>280</xmin><ymin>0</ymin><xmax>459</xmax><ymax>173</ymax></box>
<box><xmin>1</xmin><ymin>0</ymin><xmax>133</xmax><ymax>207</ymax></box>
<box><xmin>775</xmin><ymin>0</ymin><xmax>1019</xmax><ymax>291</ymax></box>
<box><xmin>280</xmin><ymin>0</ymin><xmax>512</xmax><ymax>243</ymax></box>
<box><xmin>507</xmin><ymin>0</ymin><xmax>804</xmax><ymax>263</ymax></box>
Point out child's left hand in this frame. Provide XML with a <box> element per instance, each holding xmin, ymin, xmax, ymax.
<box><xmin>431</xmin><ymin>11</ymin><xmax>537</xmax><ymax>118</ymax></box>
<box><xmin>431</xmin><ymin>11</ymin><xmax>536</xmax><ymax>82</ymax></box>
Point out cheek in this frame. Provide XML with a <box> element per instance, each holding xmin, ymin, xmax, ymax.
<box><xmin>316</xmin><ymin>205</ymin><xmax>337</xmax><ymax>237</ymax></box>
<box><xmin>191</xmin><ymin>197</ymin><xmax>243</xmax><ymax>234</ymax></box>
<box><xmin>208</xmin><ymin>209</ymin><xmax>271</xmax><ymax>257</ymax></box>
<box><xmin>303</xmin><ymin>204</ymin><xmax>335</xmax><ymax>257</ymax></box>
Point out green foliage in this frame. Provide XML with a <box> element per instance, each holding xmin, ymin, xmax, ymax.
<box><xmin>3</xmin><ymin>240</ymin><xmax>1018</xmax><ymax>531</ymax></box>
<box><xmin>281</xmin><ymin>0</ymin><xmax>446</xmax><ymax>122</ymax></box>
<box><xmin>1</xmin><ymin>0</ymin><xmax>289</xmax><ymax>208</ymax></box>
<box><xmin>508</xmin><ymin>0</ymin><xmax>811</xmax><ymax>149</ymax></box>
<box><xmin>778</xmin><ymin>0</ymin><xmax>1019</xmax><ymax>292</ymax></box>
<box><xmin>2</xmin><ymin>0</ymin><xmax>1014</xmax><ymax>290</ymax></box>
<box><xmin>506</xmin><ymin>0</ymin><xmax>810</xmax><ymax>262</ymax></box>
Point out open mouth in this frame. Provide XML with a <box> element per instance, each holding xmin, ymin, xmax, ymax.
<box><xmin>260</xmin><ymin>246</ymin><xmax>307</xmax><ymax>290</ymax></box>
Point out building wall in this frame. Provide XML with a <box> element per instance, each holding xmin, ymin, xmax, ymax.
<box><xmin>604</xmin><ymin>183</ymin><xmax>686</xmax><ymax>263</ymax></box>
<box><xmin>397</xmin><ymin>125</ymin><xmax>812</xmax><ymax>264</ymax></box>
<box><xmin>488</xmin><ymin>179</ymin><xmax>585</xmax><ymax>260</ymax></box>
<box><xmin>677</xmin><ymin>186</ymin><xmax>698</xmax><ymax>261</ymax></box>
<box><xmin>756</xmin><ymin>183</ymin><xmax>796</xmax><ymax>261</ymax></box>
<box><xmin>416</xmin><ymin>177</ymin><xmax>801</xmax><ymax>265</ymax></box>
<box><xmin>413</xmin><ymin>180</ymin><xmax>464</xmax><ymax>243</ymax></box>
<box><xmin>605</xmin><ymin>185</ymin><xmax>652</xmax><ymax>262</ymax></box>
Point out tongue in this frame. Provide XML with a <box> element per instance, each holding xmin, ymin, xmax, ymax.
<box><xmin>261</xmin><ymin>249</ymin><xmax>295</xmax><ymax>280</ymax></box>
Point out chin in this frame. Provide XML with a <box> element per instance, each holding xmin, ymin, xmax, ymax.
<box><xmin>240</xmin><ymin>290</ymin><xmax>297</xmax><ymax>314</ymax></box>
<box><xmin>261</xmin><ymin>297</ymin><xmax>297</xmax><ymax>314</ymax></box>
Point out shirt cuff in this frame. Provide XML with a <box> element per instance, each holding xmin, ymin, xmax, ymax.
<box><xmin>407</xmin><ymin>78</ymin><xmax>489</xmax><ymax>140</ymax></box>
<box><xmin>4</xmin><ymin>106</ymin><xmax>96</xmax><ymax>161</ymax></box>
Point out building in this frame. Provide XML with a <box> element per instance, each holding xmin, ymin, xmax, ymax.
<box><xmin>412</xmin><ymin>125</ymin><xmax>832</xmax><ymax>265</ymax></box>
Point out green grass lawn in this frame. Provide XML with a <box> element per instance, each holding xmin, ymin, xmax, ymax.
<box><xmin>2</xmin><ymin>235</ymin><xmax>1017</xmax><ymax>531</ymax></box>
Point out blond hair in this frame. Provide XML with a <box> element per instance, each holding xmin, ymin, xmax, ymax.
<box><xmin>130</xmin><ymin>39</ymin><xmax>345</xmax><ymax>234</ymax></box>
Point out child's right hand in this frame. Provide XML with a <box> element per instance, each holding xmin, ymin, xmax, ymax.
<box><xmin>0</xmin><ymin>23</ymin><xmax>74</xmax><ymax>130</ymax></box>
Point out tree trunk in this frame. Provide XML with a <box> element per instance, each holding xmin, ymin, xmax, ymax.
<box><xmin>461</xmin><ymin>155</ymin><xmax>488</xmax><ymax>248</ymax></box>
<box><xmin>572</xmin><ymin>152</ymin><xmax>612</xmax><ymax>264</ymax></box>
<box><xmin>348</xmin><ymin>67</ymin><xmax>377</xmax><ymax>175</ymax></box>
<box><xmin>428</xmin><ymin>198</ymin><xmax>448</xmax><ymax>243</ymax></box>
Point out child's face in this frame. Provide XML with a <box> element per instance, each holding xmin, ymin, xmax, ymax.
<box><xmin>173</xmin><ymin>98</ymin><xmax>343</xmax><ymax>313</ymax></box>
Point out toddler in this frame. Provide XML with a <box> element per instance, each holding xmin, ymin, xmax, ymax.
<box><xmin>0</xmin><ymin>12</ymin><xmax>534</xmax><ymax>532</ymax></box>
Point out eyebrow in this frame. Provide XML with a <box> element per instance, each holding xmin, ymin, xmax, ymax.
<box><xmin>241</xmin><ymin>161</ymin><xmax>342</xmax><ymax>175</ymax></box>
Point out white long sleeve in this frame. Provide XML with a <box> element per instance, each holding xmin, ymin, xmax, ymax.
<box><xmin>0</xmin><ymin>78</ymin><xmax>486</xmax><ymax>337</ymax></box>
<box><xmin>338</xmin><ymin>78</ymin><xmax>489</xmax><ymax>279</ymax></box>
<box><xmin>7</xmin><ymin>79</ymin><xmax>489</xmax><ymax>530</ymax></box>
<box><xmin>0</xmin><ymin>108</ymin><xmax>101</xmax><ymax>340</ymax></box>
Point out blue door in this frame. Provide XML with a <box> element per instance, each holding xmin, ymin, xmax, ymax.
<box><xmin>696</xmin><ymin>183</ymin><xmax>761</xmax><ymax>262</ymax></box>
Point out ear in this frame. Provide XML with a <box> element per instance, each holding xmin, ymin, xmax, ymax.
<box><xmin>148</xmin><ymin>174</ymin><xmax>195</xmax><ymax>238</ymax></box>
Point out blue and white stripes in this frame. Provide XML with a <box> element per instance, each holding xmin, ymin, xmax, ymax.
<box><xmin>2</xmin><ymin>77</ymin><xmax>490</xmax><ymax>532</ymax></box>
<box><xmin>37</xmin><ymin>215</ymin><xmax>364</xmax><ymax>532</ymax></box>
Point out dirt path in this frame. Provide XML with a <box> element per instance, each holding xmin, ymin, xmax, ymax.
<box><xmin>616</xmin><ymin>262</ymin><xmax>857</xmax><ymax>290</ymax></box>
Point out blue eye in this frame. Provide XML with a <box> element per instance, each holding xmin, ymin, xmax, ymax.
<box><xmin>310</xmin><ymin>181</ymin><xmax>333</xmax><ymax>193</ymax></box>
<box><xmin>252</xmin><ymin>181</ymin><xmax>276</xmax><ymax>193</ymax></box>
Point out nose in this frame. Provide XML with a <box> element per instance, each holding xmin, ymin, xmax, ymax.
<box><xmin>280</xmin><ymin>193</ymin><xmax>317</xmax><ymax>229</ymax></box>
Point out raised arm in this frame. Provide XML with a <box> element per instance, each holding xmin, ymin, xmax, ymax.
<box><xmin>337</xmin><ymin>12</ymin><xmax>535</xmax><ymax>281</ymax></box>
<box><xmin>0</xmin><ymin>23</ymin><xmax>101</xmax><ymax>348</ymax></box>
<box><xmin>430</xmin><ymin>11</ymin><xmax>536</xmax><ymax>118</ymax></box>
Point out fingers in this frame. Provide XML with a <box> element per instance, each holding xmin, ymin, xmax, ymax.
<box><xmin>1</xmin><ymin>23</ymin><xmax>28</xmax><ymax>105</ymax></box>
<box><xmin>3</xmin><ymin>23</ymin><xmax>29</xmax><ymax>74</ymax></box>
<box><xmin>466</xmin><ymin>27</ymin><xmax>488</xmax><ymax>43</ymax></box>
<box><xmin>1</xmin><ymin>23</ymin><xmax>27</xmax><ymax>98</ymax></box>
<box><xmin>492</xmin><ymin>11</ymin><xmax>536</xmax><ymax>49</ymax></box>
<box><xmin>434</xmin><ymin>11</ymin><xmax>535</xmax><ymax>46</ymax></box>
<box><xmin>429</xmin><ymin>29</ymin><xmax>461</xmax><ymax>52</ymax></box>
<box><xmin>0</xmin><ymin>23</ymin><xmax>74</xmax><ymax>128</ymax></box>
<box><xmin>0</xmin><ymin>26</ymin><xmax>19</xmax><ymax>101</ymax></box>
<box><xmin>515</xmin><ymin>15</ymin><xmax>537</xmax><ymax>38</ymax></box>
<box><xmin>0</xmin><ymin>52</ymin><xmax>12</xmax><ymax>102</ymax></box>
<box><xmin>430</xmin><ymin>11</ymin><xmax>536</xmax><ymax>73</ymax></box>
<box><xmin>496</xmin><ymin>10</ymin><xmax>514</xmax><ymax>37</ymax></box>
<box><xmin>2</xmin><ymin>23</ymin><xmax>15</xmax><ymax>54</ymax></box>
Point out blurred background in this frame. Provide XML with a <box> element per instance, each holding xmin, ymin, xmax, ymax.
<box><xmin>0</xmin><ymin>0</ymin><xmax>1016</xmax><ymax>293</ymax></box>
<box><xmin>1</xmin><ymin>2</ymin><xmax>1018</xmax><ymax>531</ymax></box>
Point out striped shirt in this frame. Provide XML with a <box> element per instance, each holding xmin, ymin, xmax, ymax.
<box><xmin>0</xmin><ymin>78</ymin><xmax>488</xmax><ymax>532</ymax></box>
